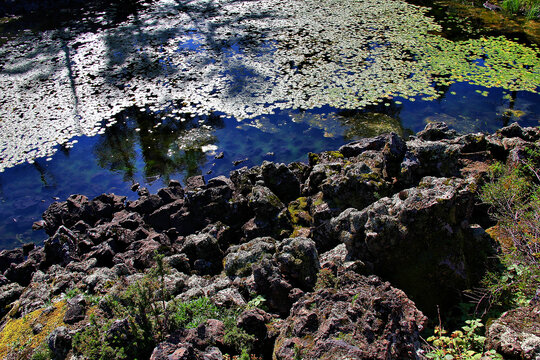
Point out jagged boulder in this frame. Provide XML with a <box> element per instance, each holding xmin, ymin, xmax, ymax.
<box><xmin>274</xmin><ymin>271</ymin><xmax>426</xmax><ymax>360</ymax></box>
<box><xmin>223</xmin><ymin>237</ymin><xmax>277</xmax><ymax>277</ymax></box>
<box><xmin>331</xmin><ymin>176</ymin><xmax>494</xmax><ymax>314</ymax></box>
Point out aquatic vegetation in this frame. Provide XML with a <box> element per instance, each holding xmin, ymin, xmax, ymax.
<box><xmin>414</xmin><ymin>35</ymin><xmax>540</xmax><ymax>92</ymax></box>
<box><xmin>0</xmin><ymin>0</ymin><xmax>538</xmax><ymax>171</ymax></box>
<box><xmin>502</xmin><ymin>0</ymin><xmax>540</xmax><ymax>19</ymax></box>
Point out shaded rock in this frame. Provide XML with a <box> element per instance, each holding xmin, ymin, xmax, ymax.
<box><xmin>166</xmin><ymin>253</ymin><xmax>191</xmax><ymax>274</ymax></box>
<box><xmin>273</xmin><ymin>272</ymin><xmax>426</xmax><ymax>360</ymax></box>
<box><xmin>261</xmin><ymin>161</ymin><xmax>301</xmax><ymax>203</ymax></box>
<box><xmin>331</xmin><ymin>176</ymin><xmax>494</xmax><ymax>314</ymax></box>
<box><xmin>42</xmin><ymin>225</ymin><xmax>80</xmax><ymax>268</ymax></box>
<box><xmin>4</xmin><ymin>257</ymin><xmax>38</xmax><ymax>287</ymax></box>
<box><xmin>0</xmin><ymin>282</ymin><xmax>24</xmax><ymax>318</ymax></box>
<box><xmin>90</xmin><ymin>193</ymin><xmax>126</xmax><ymax>220</ymax></box>
<box><xmin>42</xmin><ymin>201</ymin><xmax>70</xmax><ymax>236</ymax></box>
<box><xmin>106</xmin><ymin>317</ymin><xmax>132</xmax><ymax>344</ymax></box>
<box><xmin>85</xmin><ymin>241</ymin><xmax>115</xmax><ymax>267</ymax></box>
<box><xmin>127</xmin><ymin>194</ymin><xmax>163</xmax><ymax>216</ymax></box>
<box><xmin>237</xmin><ymin>307</ymin><xmax>273</xmax><ymax>341</ymax></box>
<box><xmin>48</xmin><ymin>326</ymin><xmax>72</xmax><ymax>360</ymax></box>
<box><xmin>157</xmin><ymin>186</ymin><xmax>184</xmax><ymax>204</ymax></box>
<box><xmin>230</xmin><ymin>166</ymin><xmax>262</xmax><ymax>196</ymax></box>
<box><xmin>148</xmin><ymin>199</ymin><xmax>184</xmax><ymax>231</ymax></box>
<box><xmin>63</xmin><ymin>294</ymin><xmax>86</xmax><ymax>324</ymax></box>
<box><xmin>179</xmin><ymin>233</ymin><xmax>223</xmax><ymax>275</ymax></box>
<box><xmin>129</xmin><ymin>238</ymin><xmax>163</xmax><ymax>270</ymax></box>
<box><xmin>486</xmin><ymin>305</ymin><xmax>540</xmax><ymax>360</ymax></box>
<box><xmin>253</xmin><ymin>258</ymin><xmax>295</xmax><ymax>316</ymax></box>
<box><xmin>0</xmin><ymin>248</ymin><xmax>24</xmax><ymax>273</ymax></box>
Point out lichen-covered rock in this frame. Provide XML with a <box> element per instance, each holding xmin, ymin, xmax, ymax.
<box><xmin>331</xmin><ymin>176</ymin><xmax>494</xmax><ymax>313</ymax></box>
<box><xmin>402</xmin><ymin>138</ymin><xmax>462</xmax><ymax>183</ymax></box>
<box><xmin>273</xmin><ymin>272</ymin><xmax>426</xmax><ymax>360</ymax></box>
<box><xmin>179</xmin><ymin>233</ymin><xmax>223</xmax><ymax>275</ymax></box>
<box><xmin>224</xmin><ymin>237</ymin><xmax>277</xmax><ymax>277</ymax></box>
<box><xmin>275</xmin><ymin>237</ymin><xmax>319</xmax><ymax>290</ymax></box>
<box><xmin>486</xmin><ymin>305</ymin><xmax>540</xmax><ymax>360</ymax></box>
<box><xmin>247</xmin><ymin>185</ymin><xmax>285</xmax><ymax>218</ymax></box>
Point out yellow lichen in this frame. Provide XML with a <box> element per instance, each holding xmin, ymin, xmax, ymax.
<box><xmin>0</xmin><ymin>300</ymin><xmax>67</xmax><ymax>359</ymax></box>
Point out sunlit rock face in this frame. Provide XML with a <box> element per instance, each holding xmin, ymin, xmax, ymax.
<box><xmin>0</xmin><ymin>0</ymin><xmax>538</xmax><ymax>171</ymax></box>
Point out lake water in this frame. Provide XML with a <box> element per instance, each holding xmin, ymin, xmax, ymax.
<box><xmin>0</xmin><ymin>0</ymin><xmax>538</xmax><ymax>249</ymax></box>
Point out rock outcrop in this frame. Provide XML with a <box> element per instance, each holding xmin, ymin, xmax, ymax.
<box><xmin>1</xmin><ymin>122</ymin><xmax>537</xmax><ymax>359</ymax></box>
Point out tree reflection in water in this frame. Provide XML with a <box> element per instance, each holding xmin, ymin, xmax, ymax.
<box><xmin>94</xmin><ymin>104</ymin><xmax>224</xmax><ymax>184</ymax></box>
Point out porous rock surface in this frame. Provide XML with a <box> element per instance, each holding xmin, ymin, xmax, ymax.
<box><xmin>486</xmin><ymin>304</ymin><xmax>540</xmax><ymax>360</ymax></box>
<box><xmin>0</xmin><ymin>122</ymin><xmax>538</xmax><ymax>359</ymax></box>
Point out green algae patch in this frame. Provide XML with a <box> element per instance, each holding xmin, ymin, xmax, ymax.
<box><xmin>340</xmin><ymin>113</ymin><xmax>405</xmax><ymax>139</ymax></box>
<box><xmin>0</xmin><ymin>300</ymin><xmax>67</xmax><ymax>359</ymax></box>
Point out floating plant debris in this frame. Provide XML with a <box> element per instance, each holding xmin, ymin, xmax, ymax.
<box><xmin>0</xmin><ymin>0</ymin><xmax>538</xmax><ymax>171</ymax></box>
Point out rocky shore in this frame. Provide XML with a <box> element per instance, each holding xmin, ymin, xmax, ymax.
<box><xmin>0</xmin><ymin>122</ymin><xmax>539</xmax><ymax>359</ymax></box>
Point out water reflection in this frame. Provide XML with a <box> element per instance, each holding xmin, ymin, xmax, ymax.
<box><xmin>94</xmin><ymin>105</ymin><xmax>225</xmax><ymax>184</ymax></box>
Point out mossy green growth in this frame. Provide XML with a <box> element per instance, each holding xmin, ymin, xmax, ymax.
<box><xmin>287</xmin><ymin>197</ymin><xmax>313</xmax><ymax>226</ymax></box>
<box><xmin>308</xmin><ymin>153</ymin><xmax>320</xmax><ymax>166</ymax></box>
<box><xmin>0</xmin><ymin>300</ymin><xmax>67</xmax><ymax>359</ymax></box>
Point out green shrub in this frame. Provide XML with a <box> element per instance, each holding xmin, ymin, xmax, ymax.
<box><xmin>425</xmin><ymin>319</ymin><xmax>503</xmax><ymax>359</ymax></box>
<box><xmin>476</xmin><ymin>147</ymin><xmax>540</xmax><ymax>313</ymax></box>
<box><xmin>502</xmin><ymin>0</ymin><xmax>540</xmax><ymax>17</ymax></box>
<box><xmin>31</xmin><ymin>345</ymin><xmax>53</xmax><ymax>360</ymax></box>
<box><xmin>170</xmin><ymin>297</ymin><xmax>219</xmax><ymax>330</ymax></box>
<box><xmin>72</xmin><ymin>253</ymin><xmax>265</xmax><ymax>359</ymax></box>
<box><xmin>480</xmin><ymin>151</ymin><xmax>540</xmax><ymax>266</ymax></box>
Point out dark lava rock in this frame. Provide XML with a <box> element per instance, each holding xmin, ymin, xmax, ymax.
<box><xmin>179</xmin><ymin>233</ymin><xmax>223</xmax><ymax>274</ymax></box>
<box><xmin>261</xmin><ymin>161</ymin><xmax>301</xmax><ymax>203</ymax></box>
<box><xmin>273</xmin><ymin>272</ymin><xmax>426</xmax><ymax>360</ymax></box>
<box><xmin>416</xmin><ymin>121</ymin><xmax>458</xmax><ymax>141</ymax></box>
<box><xmin>0</xmin><ymin>248</ymin><xmax>24</xmax><ymax>273</ymax></box>
<box><xmin>275</xmin><ymin>237</ymin><xmax>319</xmax><ymax>290</ymax></box>
<box><xmin>185</xmin><ymin>175</ymin><xmax>205</xmax><ymax>191</ymax></box>
<box><xmin>150</xmin><ymin>320</ymin><xmax>225</xmax><ymax>360</ymax></box>
<box><xmin>48</xmin><ymin>326</ymin><xmax>72</xmax><ymax>360</ymax></box>
<box><xmin>247</xmin><ymin>185</ymin><xmax>285</xmax><ymax>218</ymax></box>
<box><xmin>63</xmin><ymin>294</ymin><xmax>86</xmax><ymax>324</ymax></box>
<box><xmin>331</xmin><ymin>176</ymin><xmax>494</xmax><ymax>314</ymax></box>
<box><xmin>0</xmin><ymin>282</ymin><xmax>24</xmax><ymax>318</ymax></box>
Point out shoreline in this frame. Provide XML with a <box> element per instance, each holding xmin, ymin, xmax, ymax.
<box><xmin>0</xmin><ymin>121</ymin><xmax>539</xmax><ymax>359</ymax></box>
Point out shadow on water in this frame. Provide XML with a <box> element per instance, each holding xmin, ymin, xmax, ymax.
<box><xmin>94</xmin><ymin>104</ymin><xmax>225</xmax><ymax>184</ymax></box>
